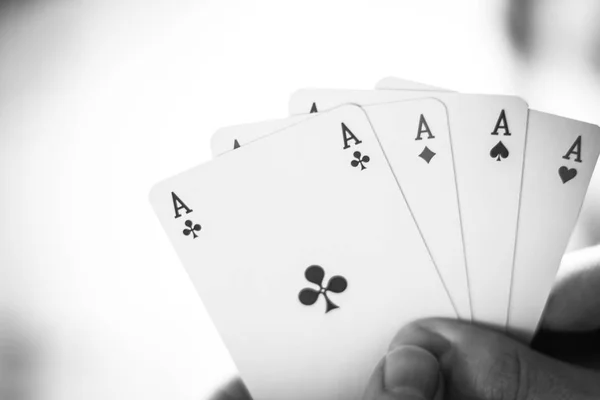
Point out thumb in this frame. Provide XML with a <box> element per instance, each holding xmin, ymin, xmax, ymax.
<box><xmin>363</xmin><ymin>346</ymin><xmax>443</xmax><ymax>400</ymax></box>
<box><xmin>380</xmin><ymin>319</ymin><xmax>600</xmax><ymax>400</ymax></box>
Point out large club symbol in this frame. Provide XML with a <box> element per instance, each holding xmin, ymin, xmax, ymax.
<box><xmin>298</xmin><ymin>265</ymin><xmax>348</xmax><ymax>313</ymax></box>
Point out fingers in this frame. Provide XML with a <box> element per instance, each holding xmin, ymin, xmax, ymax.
<box><xmin>542</xmin><ymin>245</ymin><xmax>600</xmax><ymax>332</ymax></box>
<box><xmin>363</xmin><ymin>346</ymin><xmax>443</xmax><ymax>400</ymax></box>
<box><xmin>208</xmin><ymin>377</ymin><xmax>252</xmax><ymax>400</ymax></box>
<box><xmin>376</xmin><ymin>318</ymin><xmax>600</xmax><ymax>400</ymax></box>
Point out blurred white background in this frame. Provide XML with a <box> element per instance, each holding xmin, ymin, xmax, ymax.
<box><xmin>1</xmin><ymin>0</ymin><xmax>599</xmax><ymax>399</ymax></box>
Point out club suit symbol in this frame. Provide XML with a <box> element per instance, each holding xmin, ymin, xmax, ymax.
<box><xmin>182</xmin><ymin>220</ymin><xmax>201</xmax><ymax>238</ymax></box>
<box><xmin>298</xmin><ymin>265</ymin><xmax>347</xmax><ymax>313</ymax></box>
<box><xmin>351</xmin><ymin>151</ymin><xmax>370</xmax><ymax>170</ymax></box>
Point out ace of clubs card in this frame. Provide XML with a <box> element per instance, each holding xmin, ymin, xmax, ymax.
<box><xmin>212</xmin><ymin>99</ymin><xmax>471</xmax><ymax>320</ymax></box>
<box><xmin>150</xmin><ymin>105</ymin><xmax>455</xmax><ymax>400</ymax></box>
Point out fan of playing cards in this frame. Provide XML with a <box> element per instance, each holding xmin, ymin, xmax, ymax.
<box><xmin>149</xmin><ymin>78</ymin><xmax>600</xmax><ymax>400</ymax></box>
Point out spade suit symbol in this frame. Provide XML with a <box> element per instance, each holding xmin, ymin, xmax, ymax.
<box><xmin>558</xmin><ymin>166</ymin><xmax>577</xmax><ymax>184</ymax></box>
<box><xmin>490</xmin><ymin>141</ymin><xmax>509</xmax><ymax>161</ymax></box>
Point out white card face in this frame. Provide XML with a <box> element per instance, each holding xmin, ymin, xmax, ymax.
<box><xmin>213</xmin><ymin>100</ymin><xmax>471</xmax><ymax>320</ymax></box>
<box><xmin>375</xmin><ymin>79</ymin><xmax>600</xmax><ymax>339</ymax></box>
<box><xmin>375</xmin><ymin>77</ymin><xmax>454</xmax><ymax>92</ymax></box>
<box><xmin>507</xmin><ymin>112</ymin><xmax>600</xmax><ymax>341</ymax></box>
<box><xmin>211</xmin><ymin>114</ymin><xmax>313</xmax><ymax>157</ymax></box>
<box><xmin>150</xmin><ymin>105</ymin><xmax>455</xmax><ymax>400</ymax></box>
<box><xmin>362</xmin><ymin>100</ymin><xmax>470</xmax><ymax>320</ymax></box>
<box><xmin>290</xmin><ymin>89</ymin><xmax>529</xmax><ymax>328</ymax></box>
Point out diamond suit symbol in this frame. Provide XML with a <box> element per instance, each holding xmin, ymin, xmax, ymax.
<box><xmin>418</xmin><ymin>146</ymin><xmax>436</xmax><ymax>163</ymax></box>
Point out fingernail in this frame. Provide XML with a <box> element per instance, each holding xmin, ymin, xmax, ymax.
<box><xmin>383</xmin><ymin>345</ymin><xmax>440</xmax><ymax>399</ymax></box>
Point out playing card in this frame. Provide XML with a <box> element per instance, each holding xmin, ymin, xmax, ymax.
<box><xmin>290</xmin><ymin>89</ymin><xmax>529</xmax><ymax>329</ymax></box>
<box><xmin>376</xmin><ymin>79</ymin><xmax>600</xmax><ymax>341</ymax></box>
<box><xmin>364</xmin><ymin>99</ymin><xmax>471</xmax><ymax>319</ymax></box>
<box><xmin>507</xmin><ymin>112</ymin><xmax>600</xmax><ymax>341</ymax></box>
<box><xmin>211</xmin><ymin>114</ymin><xmax>313</xmax><ymax>156</ymax></box>
<box><xmin>211</xmin><ymin>99</ymin><xmax>471</xmax><ymax>320</ymax></box>
<box><xmin>150</xmin><ymin>105</ymin><xmax>456</xmax><ymax>400</ymax></box>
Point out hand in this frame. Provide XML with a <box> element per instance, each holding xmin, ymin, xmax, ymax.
<box><xmin>364</xmin><ymin>245</ymin><xmax>600</xmax><ymax>400</ymax></box>
<box><xmin>209</xmin><ymin>245</ymin><xmax>600</xmax><ymax>400</ymax></box>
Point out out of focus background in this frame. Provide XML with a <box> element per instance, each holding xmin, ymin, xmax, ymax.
<box><xmin>1</xmin><ymin>0</ymin><xmax>600</xmax><ymax>399</ymax></box>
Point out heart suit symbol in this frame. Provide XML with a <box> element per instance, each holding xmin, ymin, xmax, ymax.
<box><xmin>558</xmin><ymin>166</ymin><xmax>577</xmax><ymax>184</ymax></box>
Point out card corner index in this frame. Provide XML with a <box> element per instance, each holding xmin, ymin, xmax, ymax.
<box><xmin>149</xmin><ymin>182</ymin><xmax>183</xmax><ymax>219</ymax></box>
<box><xmin>149</xmin><ymin>172</ymin><xmax>197</xmax><ymax>217</ymax></box>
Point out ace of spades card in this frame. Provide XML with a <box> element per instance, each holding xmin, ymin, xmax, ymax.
<box><xmin>150</xmin><ymin>105</ymin><xmax>455</xmax><ymax>400</ymax></box>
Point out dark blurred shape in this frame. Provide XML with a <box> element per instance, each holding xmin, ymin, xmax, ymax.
<box><xmin>506</xmin><ymin>0</ymin><xmax>533</xmax><ymax>59</ymax></box>
<box><xmin>0</xmin><ymin>312</ymin><xmax>36</xmax><ymax>400</ymax></box>
<box><xmin>532</xmin><ymin>329</ymin><xmax>600</xmax><ymax>369</ymax></box>
<box><xmin>507</xmin><ymin>0</ymin><xmax>600</xmax><ymax>76</ymax></box>
<box><xmin>208</xmin><ymin>378</ymin><xmax>252</xmax><ymax>400</ymax></box>
<box><xmin>0</xmin><ymin>0</ymin><xmax>34</xmax><ymax>12</ymax></box>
